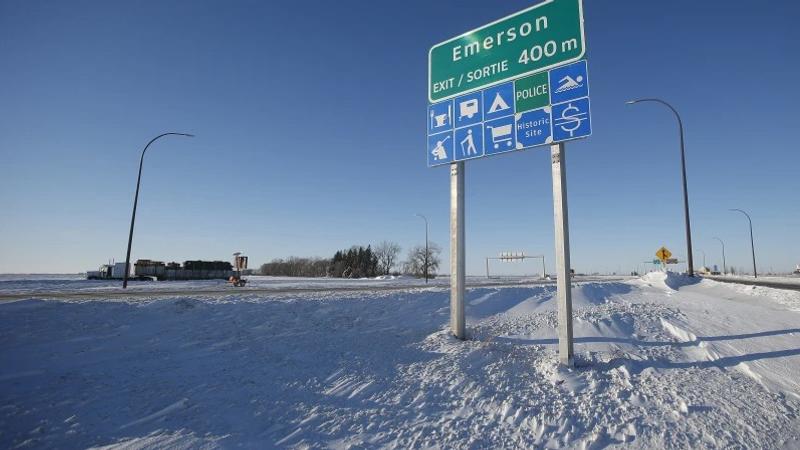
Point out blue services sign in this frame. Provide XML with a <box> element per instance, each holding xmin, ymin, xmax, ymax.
<box><xmin>427</xmin><ymin>59</ymin><xmax>591</xmax><ymax>167</ymax></box>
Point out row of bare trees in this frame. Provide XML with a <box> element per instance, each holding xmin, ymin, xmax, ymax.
<box><xmin>259</xmin><ymin>257</ymin><xmax>328</xmax><ymax>277</ymax></box>
<box><xmin>258</xmin><ymin>240</ymin><xmax>440</xmax><ymax>279</ymax></box>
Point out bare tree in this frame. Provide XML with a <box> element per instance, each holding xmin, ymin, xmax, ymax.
<box><xmin>375</xmin><ymin>241</ymin><xmax>401</xmax><ymax>275</ymax></box>
<box><xmin>403</xmin><ymin>243</ymin><xmax>441</xmax><ymax>278</ymax></box>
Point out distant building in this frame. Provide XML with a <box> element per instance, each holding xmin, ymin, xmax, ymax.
<box><xmin>135</xmin><ymin>260</ymin><xmax>233</xmax><ymax>281</ymax></box>
<box><xmin>86</xmin><ymin>259</ymin><xmax>235</xmax><ymax>281</ymax></box>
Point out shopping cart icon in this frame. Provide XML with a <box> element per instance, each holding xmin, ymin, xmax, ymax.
<box><xmin>486</xmin><ymin>124</ymin><xmax>513</xmax><ymax>149</ymax></box>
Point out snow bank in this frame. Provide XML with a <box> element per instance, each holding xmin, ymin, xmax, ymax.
<box><xmin>633</xmin><ymin>271</ymin><xmax>700</xmax><ymax>291</ymax></box>
<box><xmin>2</xmin><ymin>278</ymin><xmax>799</xmax><ymax>448</ymax></box>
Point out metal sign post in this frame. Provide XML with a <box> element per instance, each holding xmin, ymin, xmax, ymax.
<box><xmin>450</xmin><ymin>162</ymin><xmax>466</xmax><ymax>339</ymax></box>
<box><xmin>551</xmin><ymin>142</ymin><xmax>574</xmax><ymax>367</ymax></box>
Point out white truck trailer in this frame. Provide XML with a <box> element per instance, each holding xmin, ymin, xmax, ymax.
<box><xmin>86</xmin><ymin>262</ymin><xmax>129</xmax><ymax>280</ymax></box>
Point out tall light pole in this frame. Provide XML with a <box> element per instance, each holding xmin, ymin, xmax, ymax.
<box><xmin>626</xmin><ymin>98</ymin><xmax>694</xmax><ymax>277</ymax></box>
<box><xmin>414</xmin><ymin>213</ymin><xmax>429</xmax><ymax>283</ymax></box>
<box><xmin>123</xmin><ymin>132</ymin><xmax>194</xmax><ymax>288</ymax></box>
<box><xmin>713</xmin><ymin>237</ymin><xmax>726</xmax><ymax>275</ymax></box>
<box><xmin>730</xmin><ymin>208</ymin><xmax>757</xmax><ymax>278</ymax></box>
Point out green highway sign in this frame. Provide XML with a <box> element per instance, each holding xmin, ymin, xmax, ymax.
<box><xmin>428</xmin><ymin>0</ymin><xmax>586</xmax><ymax>102</ymax></box>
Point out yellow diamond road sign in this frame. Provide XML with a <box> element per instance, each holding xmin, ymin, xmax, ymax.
<box><xmin>656</xmin><ymin>247</ymin><xmax>672</xmax><ymax>262</ymax></box>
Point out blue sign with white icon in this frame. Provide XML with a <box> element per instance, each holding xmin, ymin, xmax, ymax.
<box><xmin>482</xmin><ymin>82</ymin><xmax>515</xmax><ymax>121</ymax></box>
<box><xmin>549</xmin><ymin>60</ymin><xmax>589</xmax><ymax>105</ymax></box>
<box><xmin>428</xmin><ymin>60</ymin><xmax>592</xmax><ymax>167</ymax></box>
<box><xmin>484</xmin><ymin>116</ymin><xmax>517</xmax><ymax>156</ymax></box>
<box><xmin>428</xmin><ymin>100</ymin><xmax>453</xmax><ymax>135</ymax></box>
<box><xmin>552</xmin><ymin>97</ymin><xmax>591</xmax><ymax>142</ymax></box>
<box><xmin>454</xmin><ymin>92</ymin><xmax>482</xmax><ymax>129</ymax></box>
<box><xmin>428</xmin><ymin>131</ymin><xmax>453</xmax><ymax>166</ymax></box>
<box><xmin>515</xmin><ymin>108</ymin><xmax>552</xmax><ymax>149</ymax></box>
<box><xmin>454</xmin><ymin>124</ymin><xmax>484</xmax><ymax>161</ymax></box>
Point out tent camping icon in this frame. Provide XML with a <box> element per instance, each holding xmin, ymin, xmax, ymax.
<box><xmin>488</xmin><ymin>92</ymin><xmax>510</xmax><ymax>114</ymax></box>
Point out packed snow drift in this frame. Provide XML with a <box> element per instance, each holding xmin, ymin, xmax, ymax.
<box><xmin>1</xmin><ymin>273</ymin><xmax>799</xmax><ymax>448</ymax></box>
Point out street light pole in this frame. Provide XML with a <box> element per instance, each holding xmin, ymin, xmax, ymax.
<box><xmin>713</xmin><ymin>237</ymin><xmax>726</xmax><ymax>275</ymax></box>
<box><xmin>730</xmin><ymin>209</ymin><xmax>757</xmax><ymax>278</ymax></box>
<box><xmin>123</xmin><ymin>132</ymin><xmax>194</xmax><ymax>288</ymax></box>
<box><xmin>626</xmin><ymin>98</ymin><xmax>694</xmax><ymax>277</ymax></box>
<box><xmin>415</xmin><ymin>213</ymin><xmax>429</xmax><ymax>283</ymax></box>
<box><xmin>697</xmin><ymin>249</ymin><xmax>706</xmax><ymax>268</ymax></box>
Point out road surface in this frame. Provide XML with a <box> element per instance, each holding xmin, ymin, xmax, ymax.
<box><xmin>703</xmin><ymin>275</ymin><xmax>800</xmax><ymax>292</ymax></box>
<box><xmin>0</xmin><ymin>276</ymin><xmax>628</xmax><ymax>302</ymax></box>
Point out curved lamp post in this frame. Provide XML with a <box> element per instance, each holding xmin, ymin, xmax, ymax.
<box><xmin>696</xmin><ymin>249</ymin><xmax>706</xmax><ymax>269</ymax></box>
<box><xmin>729</xmin><ymin>208</ymin><xmax>757</xmax><ymax>278</ymax></box>
<box><xmin>713</xmin><ymin>237</ymin><xmax>726</xmax><ymax>275</ymax></box>
<box><xmin>123</xmin><ymin>132</ymin><xmax>194</xmax><ymax>288</ymax></box>
<box><xmin>414</xmin><ymin>213</ymin><xmax>429</xmax><ymax>284</ymax></box>
<box><xmin>626</xmin><ymin>98</ymin><xmax>694</xmax><ymax>277</ymax></box>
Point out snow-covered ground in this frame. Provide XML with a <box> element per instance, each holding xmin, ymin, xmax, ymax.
<box><xmin>0</xmin><ymin>274</ymin><xmax>446</xmax><ymax>295</ymax></box>
<box><xmin>0</xmin><ymin>274</ymin><xmax>489</xmax><ymax>296</ymax></box>
<box><xmin>0</xmin><ymin>274</ymin><xmax>630</xmax><ymax>298</ymax></box>
<box><xmin>1</xmin><ymin>273</ymin><xmax>799</xmax><ymax>448</ymax></box>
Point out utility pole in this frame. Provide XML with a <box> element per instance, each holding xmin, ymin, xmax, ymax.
<box><xmin>123</xmin><ymin>132</ymin><xmax>194</xmax><ymax>288</ymax></box>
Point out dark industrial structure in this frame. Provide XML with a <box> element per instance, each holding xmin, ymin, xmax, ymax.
<box><xmin>134</xmin><ymin>260</ymin><xmax>233</xmax><ymax>281</ymax></box>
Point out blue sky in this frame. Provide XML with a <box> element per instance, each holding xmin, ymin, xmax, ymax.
<box><xmin>1</xmin><ymin>0</ymin><xmax>798</xmax><ymax>275</ymax></box>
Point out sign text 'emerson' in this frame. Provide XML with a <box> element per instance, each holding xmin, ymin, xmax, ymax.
<box><xmin>428</xmin><ymin>0</ymin><xmax>585</xmax><ymax>102</ymax></box>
